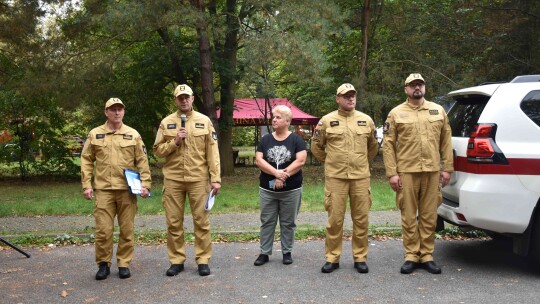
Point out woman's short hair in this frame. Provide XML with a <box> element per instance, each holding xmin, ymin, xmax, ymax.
<box><xmin>272</xmin><ymin>105</ymin><xmax>293</xmax><ymax>123</ymax></box>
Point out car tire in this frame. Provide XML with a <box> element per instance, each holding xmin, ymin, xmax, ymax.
<box><xmin>435</xmin><ymin>215</ymin><xmax>445</xmax><ymax>232</ymax></box>
<box><xmin>528</xmin><ymin>207</ymin><xmax>540</xmax><ymax>264</ymax></box>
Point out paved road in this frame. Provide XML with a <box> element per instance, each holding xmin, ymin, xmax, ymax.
<box><xmin>2</xmin><ymin>238</ymin><xmax>539</xmax><ymax>303</ymax></box>
<box><xmin>0</xmin><ymin>211</ymin><xmax>402</xmax><ymax>236</ymax></box>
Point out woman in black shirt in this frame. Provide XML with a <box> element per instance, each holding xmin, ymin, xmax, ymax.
<box><xmin>253</xmin><ymin>105</ymin><xmax>307</xmax><ymax>266</ymax></box>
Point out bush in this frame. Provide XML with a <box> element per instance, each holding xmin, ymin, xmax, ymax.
<box><xmin>232</xmin><ymin>126</ymin><xmax>256</xmax><ymax>146</ymax></box>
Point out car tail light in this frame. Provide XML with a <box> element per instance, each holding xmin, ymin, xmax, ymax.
<box><xmin>456</xmin><ymin>212</ymin><xmax>467</xmax><ymax>222</ymax></box>
<box><xmin>466</xmin><ymin>123</ymin><xmax>508</xmax><ymax>164</ymax></box>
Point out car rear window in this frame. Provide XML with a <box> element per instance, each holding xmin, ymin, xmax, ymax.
<box><xmin>521</xmin><ymin>90</ymin><xmax>540</xmax><ymax>127</ymax></box>
<box><xmin>447</xmin><ymin>94</ymin><xmax>490</xmax><ymax>137</ymax></box>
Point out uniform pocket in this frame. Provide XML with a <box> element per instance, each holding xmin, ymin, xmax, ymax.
<box><xmin>394</xmin><ymin>118</ymin><xmax>416</xmax><ymax>141</ymax></box>
<box><xmin>119</xmin><ymin>140</ymin><xmax>136</xmax><ymax>166</ymax></box>
<box><xmin>91</xmin><ymin>139</ymin><xmax>108</xmax><ymax>160</ymax></box>
<box><xmin>354</xmin><ymin>127</ymin><xmax>371</xmax><ymax>153</ymax></box>
<box><xmin>191</xmin><ymin>129</ymin><xmax>209</xmax><ymax>151</ymax></box>
<box><xmin>427</xmin><ymin>115</ymin><xmax>443</xmax><ymax>136</ymax></box>
<box><xmin>324</xmin><ymin>191</ymin><xmax>332</xmax><ymax>212</ymax></box>
<box><xmin>326</xmin><ymin>128</ymin><xmax>345</xmax><ymax>151</ymax></box>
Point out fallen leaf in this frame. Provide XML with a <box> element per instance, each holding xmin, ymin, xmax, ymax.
<box><xmin>61</xmin><ymin>290</ymin><xmax>68</xmax><ymax>297</ymax></box>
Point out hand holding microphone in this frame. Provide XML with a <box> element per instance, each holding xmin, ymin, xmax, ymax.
<box><xmin>175</xmin><ymin>114</ymin><xmax>187</xmax><ymax>146</ymax></box>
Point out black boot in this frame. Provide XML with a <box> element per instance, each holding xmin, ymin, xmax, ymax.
<box><xmin>95</xmin><ymin>262</ymin><xmax>110</xmax><ymax>280</ymax></box>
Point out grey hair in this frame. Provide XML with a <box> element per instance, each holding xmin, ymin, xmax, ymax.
<box><xmin>272</xmin><ymin>105</ymin><xmax>292</xmax><ymax>123</ymax></box>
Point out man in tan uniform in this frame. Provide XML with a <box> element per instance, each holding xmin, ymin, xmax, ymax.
<box><xmin>311</xmin><ymin>83</ymin><xmax>378</xmax><ymax>274</ymax></box>
<box><xmin>81</xmin><ymin>98</ymin><xmax>151</xmax><ymax>280</ymax></box>
<box><xmin>153</xmin><ymin>84</ymin><xmax>221</xmax><ymax>277</ymax></box>
<box><xmin>382</xmin><ymin>73</ymin><xmax>453</xmax><ymax>274</ymax></box>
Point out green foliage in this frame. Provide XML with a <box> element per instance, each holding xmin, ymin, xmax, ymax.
<box><xmin>231</xmin><ymin>126</ymin><xmax>255</xmax><ymax>146</ymax></box>
<box><xmin>2</xmin><ymin>0</ymin><xmax>540</xmax><ymax>178</ymax></box>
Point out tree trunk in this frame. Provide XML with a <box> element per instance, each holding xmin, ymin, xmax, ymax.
<box><xmin>359</xmin><ymin>0</ymin><xmax>371</xmax><ymax>103</ymax></box>
<box><xmin>191</xmin><ymin>0</ymin><xmax>217</xmax><ymax>126</ymax></box>
<box><xmin>215</xmin><ymin>0</ymin><xmax>241</xmax><ymax>176</ymax></box>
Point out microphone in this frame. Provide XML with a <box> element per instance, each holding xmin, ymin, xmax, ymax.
<box><xmin>180</xmin><ymin>114</ymin><xmax>186</xmax><ymax>128</ymax></box>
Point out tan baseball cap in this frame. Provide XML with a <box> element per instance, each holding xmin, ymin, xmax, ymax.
<box><xmin>336</xmin><ymin>83</ymin><xmax>356</xmax><ymax>95</ymax></box>
<box><xmin>405</xmin><ymin>73</ymin><xmax>425</xmax><ymax>85</ymax></box>
<box><xmin>174</xmin><ymin>84</ymin><xmax>194</xmax><ymax>97</ymax></box>
<box><xmin>104</xmin><ymin>98</ymin><xmax>125</xmax><ymax>110</ymax></box>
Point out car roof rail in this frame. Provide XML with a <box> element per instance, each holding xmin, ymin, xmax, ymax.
<box><xmin>510</xmin><ymin>75</ymin><xmax>540</xmax><ymax>83</ymax></box>
<box><xmin>478</xmin><ymin>81</ymin><xmax>505</xmax><ymax>86</ymax></box>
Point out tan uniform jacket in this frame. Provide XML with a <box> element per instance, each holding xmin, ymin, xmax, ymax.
<box><xmin>311</xmin><ymin>109</ymin><xmax>378</xmax><ymax>179</ymax></box>
<box><xmin>81</xmin><ymin>123</ymin><xmax>151</xmax><ymax>191</ymax></box>
<box><xmin>382</xmin><ymin>100</ymin><xmax>454</xmax><ymax>178</ymax></box>
<box><xmin>153</xmin><ymin>110</ymin><xmax>221</xmax><ymax>183</ymax></box>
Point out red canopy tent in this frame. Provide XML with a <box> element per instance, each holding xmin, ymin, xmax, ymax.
<box><xmin>217</xmin><ymin>98</ymin><xmax>319</xmax><ymax>126</ymax></box>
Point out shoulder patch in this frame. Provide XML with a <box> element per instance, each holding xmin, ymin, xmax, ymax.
<box><xmin>167</xmin><ymin>123</ymin><xmax>176</xmax><ymax>129</ymax></box>
<box><xmin>123</xmin><ymin>134</ymin><xmax>133</xmax><ymax>140</ymax></box>
<box><xmin>383</xmin><ymin>122</ymin><xmax>390</xmax><ymax>134</ymax></box>
<box><xmin>330</xmin><ymin>121</ymin><xmax>339</xmax><ymax>127</ymax></box>
<box><xmin>357</xmin><ymin>121</ymin><xmax>367</xmax><ymax>126</ymax></box>
<box><xmin>96</xmin><ymin>134</ymin><xmax>105</xmax><ymax>139</ymax></box>
<box><xmin>212</xmin><ymin>131</ymin><xmax>217</xmax><ymax>141</ymax></box>
<box><xmin>195</xmin><ymin>123</ymin><xmax>205</xmax><ymax>129</ymax></box>
<box><xmin>429</xmin><ymin>109</ymin><xmax>439</xmax><ymax>115</ymax></box>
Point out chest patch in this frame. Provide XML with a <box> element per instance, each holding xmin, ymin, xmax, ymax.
<box><xmin>330</xmin><ymin>121</ymin><xmax>339</xmax><ymax>127</ymax></box>
<box><xmin>123</xmin><ymin>134</ymin><xmax>133</xmax><ymax>140</ymax></box>
<box><xmin>167</xmin><ymin>123</ymin><xmax>176</xmax><ymax>129</ymax></box>
<box><xmin>195</xmin><ymin>123</ymin><xmax>205</xmax><ymax>129</ymax></box>
<box><xmin>357</xmin><ymin>121</ymin><xmax>367</xmax><ymax>126</ymax></box>
<box><xmin>96</xmin><ymin>134</ymin><xmax>105</xmax><ymax>139</ymax></box>
<box><xmin>429</xmin><ymin>109</ymin><xmax>439</xmax><ymax>115</ymax></box>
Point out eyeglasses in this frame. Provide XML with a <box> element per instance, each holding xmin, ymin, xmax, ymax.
<box><xmin>407</xmin><ymin>83</ymin><xmax>425</xmax><ymax>88</ymax></box>
<box><xmin>339</xmin><ymin>94</ymin><xmax>356</xmax><ymax>99</ymax></box>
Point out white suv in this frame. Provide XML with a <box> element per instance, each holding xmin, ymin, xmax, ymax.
<box><xmin>437</xmin><ymin>75</ymin><xmax>540</xmax><ymax>260</ymax></box>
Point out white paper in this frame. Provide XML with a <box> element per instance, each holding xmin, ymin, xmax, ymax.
<box><xmin>205</xmin><ymin>189</ymin><xmax>216</xmax><ymax>211</ymax></box>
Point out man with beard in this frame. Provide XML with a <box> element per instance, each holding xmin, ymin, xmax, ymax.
<box><xmin>382</xmin><ymin>74</ymin><xmax>453</xmax><ymax>275</ymax></box>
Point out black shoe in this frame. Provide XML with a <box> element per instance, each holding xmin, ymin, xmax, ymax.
<box><xmin>400</xmin><ymin>261</ymin><xmax>418</xmax><ymax>274</ymax></box>
<box><xmin>95</xmin><ymin>262</ymin><xmax>110</xmax><ymax>280</ymax></box>
<box><xmin>321</xmin><ymin>262</ymin><xmax>339</xmax><ymax>273</ymax></box>
<box><xmin>118</xmin><ymin>267</ymin><xmax>131</xmax><ymax>279</ymax></box>
<box><xmin>254</xmin><ymin>254</ymin><xmax>269</xmax><ymax>266</ymax></box>
<box><xmin>421</xmin><ymin>261</ymin><xmax>442</xmax><ymax>274</ymax></box>
<box><xmin>166</xmin><ymin>264</ymin><xmax>184</xmax><ymax>276</ymax></box>
<box><xmin>282</xmin><ymin>253</ymin><xmax>293</xmax><ymax>265</ymax></box>
<box><xmin>198</xmin><ymin>264</ymin><xmax>211</xmax><ymax>276</ymax></box>
<box><xmin>354</xmin><ymin>262</ymin><xmax>369</xmax><ymax>273</ymax></box>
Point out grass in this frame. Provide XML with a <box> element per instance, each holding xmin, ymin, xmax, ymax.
<box><xmin>0</xmin><ymin>157</ymin><xmax>397</xmax><ymax>217</ymax></box>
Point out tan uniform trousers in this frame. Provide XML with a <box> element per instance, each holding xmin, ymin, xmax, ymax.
<box><xmin>94</xmin><ymin>190</ymin><xmax>137</xmax><ymax>267</ymax></box>
<box><xmin>163</xmin><ymin>178</ymin><xmax>212</xmax><ymax>265</ymax></box>
<box><xmin>324</xmin><ymin>177</ymin><xmax>371</xmax><ymax>263</ymax></box>
<box><xmin>397</xmin><ymin>172</ymin><xmax>442</xmax><ymax>263</ymax></box>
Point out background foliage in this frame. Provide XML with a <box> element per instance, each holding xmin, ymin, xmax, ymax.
<box><xmin>1</xmin><ymin>0</ymin><xmax>539</xmax><ymax>179</ymax></box>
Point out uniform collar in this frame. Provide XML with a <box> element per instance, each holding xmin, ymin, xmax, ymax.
<box><xmin>337</xmin><ymin>109</ymin><xmax>355</xmax><ymax>117</ymax></box>
<box><xmin>405</xmin><ymin>98</ymin><xmax>429</xmax><ymax>110</ymax></box>
<box><xmin>102</xmin><ymin>121</ymin><xmax>128</xmax><ymax>134</ymax></box>
<box><xmin>177</xmin><ymin>109</ymin><xmax>193</xmax><ymax>118</ymax></box>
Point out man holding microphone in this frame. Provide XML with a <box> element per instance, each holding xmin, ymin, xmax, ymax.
<box><xmin>153</xmin><ymin>84</ymin><xmax>221</xmax><ymax>277</ymax></box>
